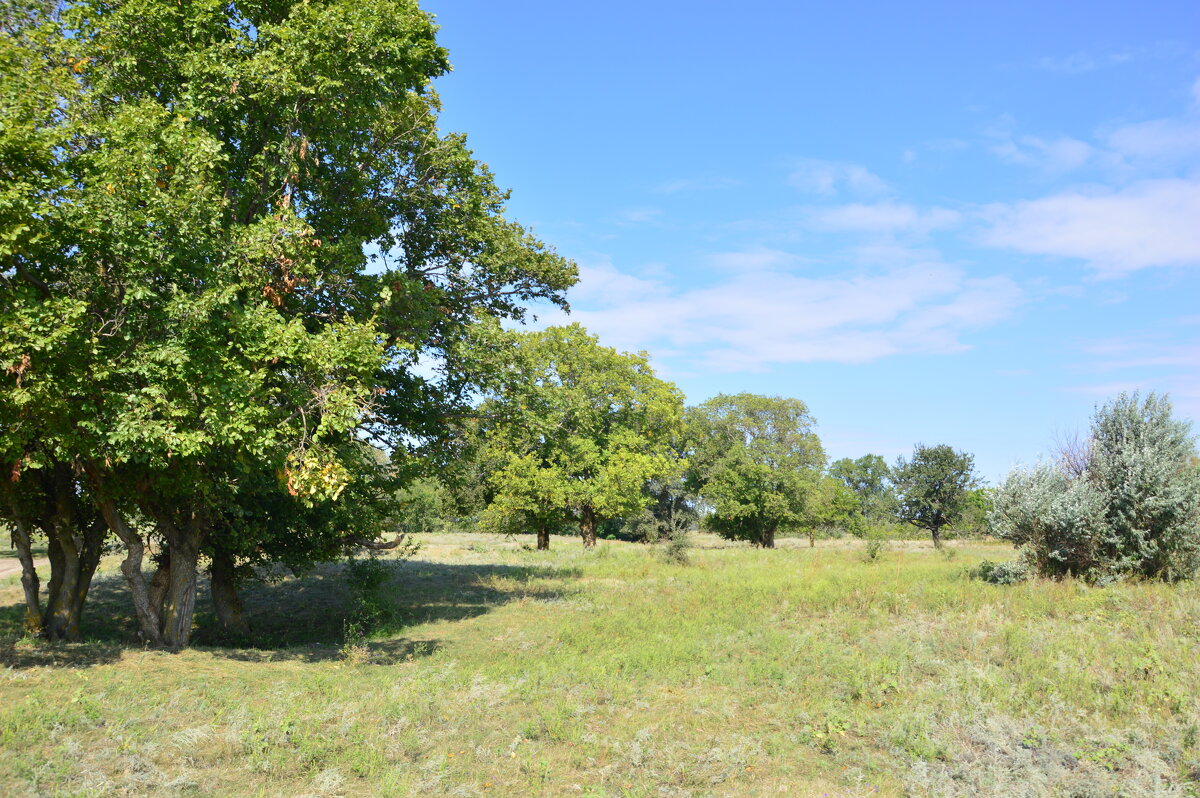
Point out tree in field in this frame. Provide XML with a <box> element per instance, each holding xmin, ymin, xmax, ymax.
<box><xmin>892</xmin><ymin>445</ymin><xmax>977</xmax><ymax>548</ymax></box>
<box><xmin>991</xmin><ymin>392</ymin><xmax>1200</xmax><ymax>582</ymax></box>
<box><xmin>803</xmin><ymin>476</ymin><xmax>865</xmax><ymax>546</ymax></box>
<box><xmin>475</xmin><ymin>325</ymin><xmax>683</xmax><ymax>549</ymax></box>
<box><xmin>1</xmin><ymin>0</ymin><xmax>574</xmax><ymax>646</ymax></box>
<box><xmin>828</xmin><ymin>454</ymin><xmax>896</xmax><ymax>522</ymax></box>
<box><xmin>687</xmin><ymin>394</ymin><xmax>825</xmax><ymax>549</ymax></box>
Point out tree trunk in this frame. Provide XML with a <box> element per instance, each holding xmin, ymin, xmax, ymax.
<box><xmin>808</xmin><ymin>531</ymin><xmax>815</xmax><ymax>548</ymax></box>
<box><xmin>94</xmin><ymin>494</ymin><xmax>163</xmax><ymax>646</ymax></box>
<box><xmin>536</xmin><ymin>524</ymin><xmax>550</xmax><ymax>551</ymax></box>
<box><xmin>41</xmin><ymin>467</ymin><xmax>83</xmax><ymax>642</ymax></box>
<box><xmin>931</xmin><ymin>525</ymin><xmax>943</xmax><ymax>549</ymax></box>
<box><xmin>149</xmin><ymin>554</ymin><xmax>170</xmax><ymax>619</ymax></box>
<box><xmin>580</xmin><ymin>507</ymin><xmax>598</xmax><ymax>549</ymax></box>
<box><xmin>210</xmin><ymin>548</ymin><xmax>251</xmax><ymax>637</ymax></box>
<box><xmin>160</xmin><ymin>519</ymin><xmax>203</xmax><ymax>650</ymax></box>
<box><xmin>7</xmin><ymin>514</ymin><xmax>42</xmax><ymax>635</ymax></box>
<box><xmin>762</xmin><ymin>526</ymin><xmax>776</xmax><ymax>549</ymax></box>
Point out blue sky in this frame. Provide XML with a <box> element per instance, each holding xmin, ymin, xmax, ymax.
<box><xmin>424</xmin><ymin>0</ymin><xmax>1200</xmax><ymax>482</ymax></box>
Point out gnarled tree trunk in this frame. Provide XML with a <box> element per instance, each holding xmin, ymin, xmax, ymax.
<box><xmin>3</xmin><ymin>500</ymin><xmax>42</xmax><ymax>634</ymax></box>
<box><xmin>39</xmin><ymin>465</ymin><xmax>106</xmax><ymax>642</ymax></box>
<box><xmin>92</xmin><ymin>489</ymin><xmax>164</xmax><ymax>647</ymax></box>
<box><xmin>155</xmin><ymin>512</ymin><xmax>204</xmax><ymax>650</ymax></box>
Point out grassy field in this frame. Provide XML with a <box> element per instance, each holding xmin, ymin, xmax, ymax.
<box><xmin>2</xmin><ymin>533</ymin><xmax>1199</xmax><ymax>797</ymax></box>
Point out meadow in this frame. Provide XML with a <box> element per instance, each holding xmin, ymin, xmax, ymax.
<box><xmin>2</xmin><ymin>533</ymin><xmax>1199</xmax><ymax>797</ymax></box>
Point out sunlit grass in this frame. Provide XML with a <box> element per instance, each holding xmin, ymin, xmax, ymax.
<box><xmin>2</xmin><ymin>533</ymin><xmax>1199</xmax><ymax>796</ymax></box>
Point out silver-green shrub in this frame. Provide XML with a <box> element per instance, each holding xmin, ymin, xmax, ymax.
<box><xmin>990</xmin><ymin>393</ymin><xmax>1200</xmax><ymax>583</ymax></box>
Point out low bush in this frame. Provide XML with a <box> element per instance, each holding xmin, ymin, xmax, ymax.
<box><xmin>973</xmin><ymin>559</ymin><xmax>1029</xmax><ymax>585</ymax></box>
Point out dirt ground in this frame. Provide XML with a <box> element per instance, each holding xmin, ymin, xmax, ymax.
<box><xmin>0</xmin><ymin>557</ymin><xmax>47</xmax><ymax>581</ymax></box>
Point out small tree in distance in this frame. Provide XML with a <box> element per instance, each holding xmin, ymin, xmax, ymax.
<box><xmin>893</xmin><ymin>444</ymin><xmax>977</xmax><ymax>548</ymax></box>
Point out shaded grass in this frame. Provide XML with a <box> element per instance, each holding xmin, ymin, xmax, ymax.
<box><xmin>2</xmin><ymin>534</ymin><xmax>1200</xmax><ymax>796</ymax></box>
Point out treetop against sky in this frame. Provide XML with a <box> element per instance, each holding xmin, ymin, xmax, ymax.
<box><xmin>424</xmin><ymin>0</ymin><xmax>1200</xmax><ymax>482</ymax></box>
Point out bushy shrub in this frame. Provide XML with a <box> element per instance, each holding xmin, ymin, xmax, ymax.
<box><xmin>861</xmin><ymin>526</ymin><xmax>888</xmax><ymax>562</ymax></box>
<box><xmin>990</xmin><ymin>462</ymin><xmax>1106</xmax><ymax>579</ymax></box>
<box><xmin>657</xmin><ymin>529</ymin><xmax>692</xmax><ymax>565</ymax></box>
<box><xmin>344</xmin><ymin>555</ymin><xmax>393</xmax><ymax>629</ymax></box>
<box><xmin>972</xmin><ymin>559</ymin><xmax>1029</xmax><ymax>585</ymax></box>
<box><xmin>990</xmin><ymin>393</ymin><xmax>1200</xmax><ymax>583</ymax></box>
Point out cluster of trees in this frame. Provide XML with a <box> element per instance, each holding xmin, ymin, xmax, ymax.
<box><xmin>431</xmin><ymin>352</ymin><xmax>987</xmax><ymax>552</ymax></box>
<box><xmin>1</xmin><ymin>0</ymin><xmax>575</xmax><ymax>646</ymax></box>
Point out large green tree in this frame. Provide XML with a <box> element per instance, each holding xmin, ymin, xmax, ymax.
<box><xmin>1</xmin><ymin>0</ymin><xmax>574</xmax><ymax>646</ymax></box>
<box><xmin>474</xmin><ymin>324</ymin><xmax>683</xmax><ymax>549</ymax></box>
<box><xmin>893</xmin><ymin>444</ymin><xmax>977</xmax><ymax>548</ymax></box>
<box><xmin>687</xmin><ymin>394</ymin><xmax>825</xmax><ymax>549</ymax></box>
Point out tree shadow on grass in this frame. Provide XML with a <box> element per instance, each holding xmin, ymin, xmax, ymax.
<box><xmin>0</xmin><ymin>559</ymin><xmax>578</xmax><ymax>669</ymax></box>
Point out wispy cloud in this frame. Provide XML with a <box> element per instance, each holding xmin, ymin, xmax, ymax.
<box><xmin>707</xmin><ymin>247</ymin><xmax>808</xmax><ymax>272</ymax></box>
<box><xmin>547</xmin><ymin>258</ymin><xmax>1022</xmax><ymax>371</ymax></box>
<box><xmin>614</xmin><ymin>206</ymin><xmax>663</xmax><ymax>224</ymax></box>
<box><xmin>804</xmin><ymin>202</ymin><xmax>962</xmax><ymax>235</ymax></box>
<box><xmin>1033</xmin><ymin>50</ymin><xmax>1133</xmax><ymax>74</ymax></box>
<box><xmin>981</xmin><ymin>178</ymin><xmax>1200</xmax><ymax>276</ymax></box>
<box><xmin>991</xmin><ymin>134</ymin><xmax>1095</xmax><ymax>173</ymax></box>
<box><xmin>654</xmin><ymin>176</ymin><xmax>740</xmax><ymax>194</ymax></box>
<box><xmin>788</xmin><ymin>158</ymin><xmax>889</xmax><ymax>196</ymax></box>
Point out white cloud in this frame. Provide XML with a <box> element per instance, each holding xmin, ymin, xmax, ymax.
<box><xmin>567</xmin><ymin>258</ymin><xmax>670</xmax><ymax>306</ymax></box>
<box><xmin>551</xmin><ymin>260</ymin><xmax>1022</xmax><ymax>371</ymax></box>
<box><xmin>788</xmin><ymin>158</ymin><xmax>889</xmax><ymax>196</ymax></box>
<box><xmin>805</xmin><ymin>202</ymin><xmax>962</xmax><ymax>234</ymax></box>
<box><xmin>707</xmin><ymin>247</ymin><xmax>807</xmax><ymax>272</ymax></box>
<box><xmin>982</xmin><ymin>179</ymin><xmax>1200</xmax><ymax>275</ymax></box>
<box><xmin>1106</xmin><ymin>117</ymin><xmax>1200</xmax><ymax>161</ymax></box>
<box><xmin>992</xmin><ymin>134</ymin><xmax>1095</xmax><ymax>173</ymax></box>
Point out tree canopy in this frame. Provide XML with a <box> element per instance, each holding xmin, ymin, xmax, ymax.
<box><xmin>473</xmin><ymin>324</ymin><xmax>684</xmax><ymax>549</ymax></box>
<box><xmin>0</xmin><ymin>0</ymin><xmax>575</xmax><ymax>646</ymax></box>
<box><xmin>687</xmin><ymin>393</ymin><xmax>825</xmax><ymax>549</ymax></box>
<box><xmin>892</xmin><ymin>444</ymin><xmax>977</xmax><ymax>548</ymax></box>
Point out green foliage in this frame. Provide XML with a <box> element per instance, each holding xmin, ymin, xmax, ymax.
<box><xmin>474</xmin><ymin>324</ymin><xmax>684</xmax><ymax>547</ymax></box>
<box><xmin>992</xmin><ymin>392</ymin><xmax>1200</xmax><ymax>583</ymax></box>
<box><xmin>657</xmin><ymin>528</ymin><xmax>692</xmax><ymax>566</ymax></box>
<box><xmin>687</xmin><ymin>393</ymin><xmax>825</xmax><ymax>548</ymax></box>
<box><xmin>392</xmin><ymin>478</ymin><xmax>449</xmax><ymax>537</ymax></box>
<box><xmin>893</xmin><ymin>444</ymin><xmax>977</xmax><ymax>547</ymax></box>
<box><xmin>861</xmin><ymin>526</ymin><xmax>889</xmax><ymax>562</ymax></box>
<box><xmin>808</xmin><ymin>476</ymin><xmax>866</xmax><ymax>540</ymax></box>
<box><xmin>343</xmin><ymin>555</ymin><xmax>393</xmax><ymax>632</ymax></box>
<box><xmin>828</xmin><ymin>454</ymin><xmax>897</xmax><ymax>522</ymax></box>
<box><xmin>955</xmin><ymin>487</ymin><xmax>994</xmax><ymax>538</ymax></box>
<box><xmin>1</xmin><ymin>0</ymin><xmax>574</xmax><ymax>645</ymax></box>
<box><xmin>972</xmin><ymin>559</ymin><xmax>1029</xmax><ymax>585</ymax></box>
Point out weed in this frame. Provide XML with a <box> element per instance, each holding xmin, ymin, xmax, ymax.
<box><xmin>657</xmin><ymin>531</ymin><xmax>691</xmax><ymax>566</ymax></box>
<box><xmin>861</xmin><ymin>528</ymin><xmax>888</xmax><ymax>562</ymax></box>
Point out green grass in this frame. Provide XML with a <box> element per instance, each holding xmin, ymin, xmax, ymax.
<box><xmin>2</xmin><ymin>533</ymin><xmax>1199</xmax><ymax>796</ymax></box>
